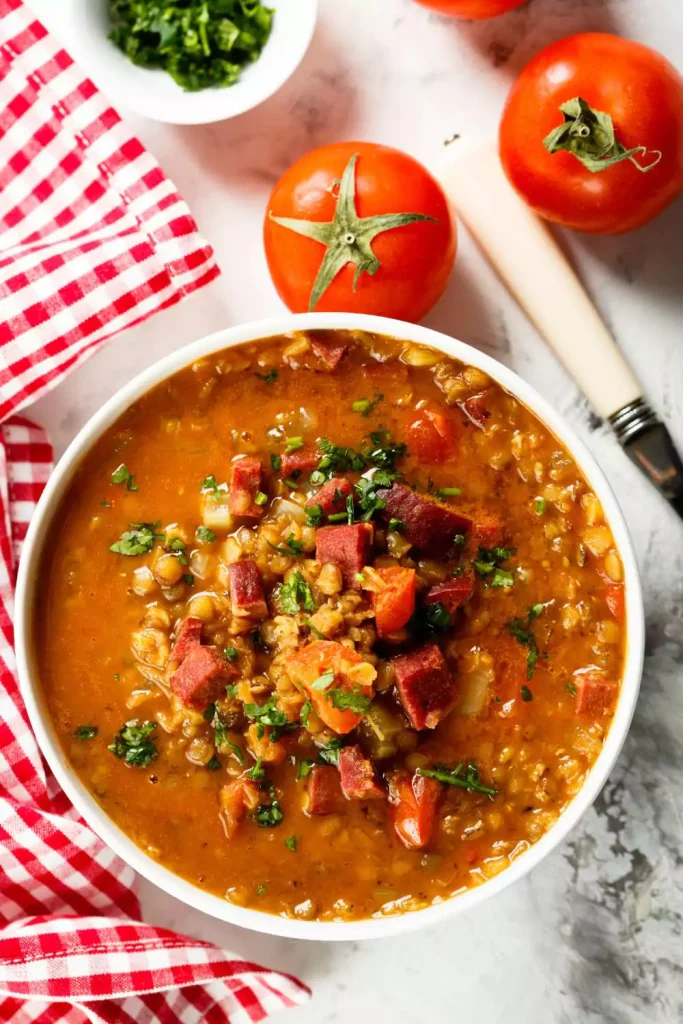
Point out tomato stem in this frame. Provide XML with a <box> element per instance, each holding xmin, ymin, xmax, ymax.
<box><xmin>543</xmin><ymin>96</ymin><xmax>662</xmax><ymax>174</ymax></box>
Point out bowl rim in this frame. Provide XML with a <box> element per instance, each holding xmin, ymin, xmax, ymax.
<box><xmin>15</xmin><ymin>311</ymin><xmax>645</xmax><ymax>941</ymax></box>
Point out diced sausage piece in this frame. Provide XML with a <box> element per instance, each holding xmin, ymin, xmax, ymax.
<box><xmin>281</xmin><ymin>451</ymin><xmax>320</xmax><ymax>477</ymax></box>
<box><xmin>306</xmin><ymin>764</ymin><xmax>342</xmax><ymax>815</ymax></box>
<box><xmin>315</xmin><ymin>523</ymin><xmax>374</xmax><ymax>589</ymax></box>
<box><xmin>339</xmin><ymin>745</ymin><xmax>385</xmax><ymax>801</ymax></box>
<box><xmin>392</xmin><ymin>643</ymin><xmax>457</xmax><ymax>730</ymax></box>
<box><xmin>574</xmin><ymin>672</ymin><xmax>618</xmax><ymax>716</ymax></box>
<box><xmin>377</xmin><ymin>483</ymin><xmax>472</xmax><ymax>557</ymax></box>
<box><xmin>458</xmin><ymin>390</ymin><xmax>492</xmax><ymax>429</ymax></box>
<box><xmin>229</xmin><ymin>457</ymin><xmax>264</xmax><ymax>518</ymax></box>
<box><xmin>306</xmin><ymin>477</ymin><xmax>353</xmax><ymax>515</ymax></box>
<box><xmin>227</xmin><ymin>560</ymin><xmax>268</xmax><ymax>619</ymax></box>
<box><xmin>170</xmin><ymin>616</ymin><xmax>202</xmax><ymax>662</ymax></box>
<box><xmin>286</xmin><ymin>640</ymin><xmax>376</xmax><ymax>734</ymax></box>
<box><xmin>171</xmin><ymin>645</ymin><xmax>236</xmax><ymax>711</ymax></box>
<box><xmin>424</xmin><ymin>571</ymin><xmax>474</xmax><ymax>617</ymax></box>
<box><xmin>373</xmin><ymin>567</ymin><xmax>416</xmax><ymax>637</ymax></box>
<box><xmin>387</xmin><ymin>771</ymin><xmax>441</xmax><ymax>849</ymax></box>
<box><xmin>219</xmin><ymin>778</ymin><xmax>261</xmax><ymax>839</ymax></box>
<box><xmin>309</xmin><ymin>333</ymin><xmax>348</xmax><ymax>372</ymax></box>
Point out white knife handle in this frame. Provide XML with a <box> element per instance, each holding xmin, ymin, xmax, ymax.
<box><xmin>438</xmin><ymin>138</ymin><xmax>641</xmax><ymax>420</ymax></box>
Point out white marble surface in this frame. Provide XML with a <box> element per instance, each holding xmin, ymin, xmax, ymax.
<box><xmin>26</xmin><ymin>1</ymin><xmax>683</xmax><ymax>1021</ymax></box>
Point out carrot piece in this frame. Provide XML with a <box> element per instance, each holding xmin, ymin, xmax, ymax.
<box><xmin>604</xmin><ymin>584</ymin><xmax>625</xmax><ymax>621</ymax></box>
<box><xmin>286</xmin><ymin>640</ymin><xmax>375</xmax><ymax>734</ymax></box>
<box><xmin>372</xmin><ymin>567</ymin><xmax>416</xmax><ymax>636</ymax></box>
<box><xmin>387</xmin><ymin>771</ymin><xmax>441</xmax><ymax>849</ymax></box>
<box><xmin>405</xmin><ymin>409</ymin><xmax>457</xmax><ymax>463</ymax></box>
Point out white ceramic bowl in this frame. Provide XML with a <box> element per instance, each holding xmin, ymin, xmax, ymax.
<box><xmin>28</xmin><ymin>0</ymin><xmax>318</xmax><ymax>124</ymax></box>
<box><xmin>15</xmin><ymin>312</ymin><xmax>644</xmax><ymax>941</ymax></box>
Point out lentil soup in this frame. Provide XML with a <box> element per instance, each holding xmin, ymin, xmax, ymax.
<box><xmin>37</xmin><ymin>329</ymin><xmax>626</xmax><ymax>923</ymax></box>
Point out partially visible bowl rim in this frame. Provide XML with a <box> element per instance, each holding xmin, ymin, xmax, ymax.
<box><xmin>15</xmin><ymin>312</ymin><xmax>645</xmax><ymax>941</ymax></box>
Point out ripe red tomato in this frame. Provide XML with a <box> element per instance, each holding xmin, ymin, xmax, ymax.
<box><xmin>499</xmin><ymin>33</ymin><xmax>683</xmax><ymax>233</ymax></box>
<box><xmin>263</xmin><ymin>142</ymin><xmax>455</xmax><ymax>322</ymax></box>
<box><xmin>412</xmin><ymin>0</ymin><xmax>526</xmax><ymax>16</ymax></box>
<box><xmin>405</xmin><ymin>409</ymin><xmax>457</xmax><ymax>463</ymax></box>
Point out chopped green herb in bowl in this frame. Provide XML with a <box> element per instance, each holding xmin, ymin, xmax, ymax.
<box><xmin>108</xmin><ymin>0</ymin><xmax>275</xmax><ymax>92</ymax></box>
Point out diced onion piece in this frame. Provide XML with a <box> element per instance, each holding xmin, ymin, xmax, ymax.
<box><xmin>132</xmin><ymin>566</ymin><xmax>157</xmax><ymax>597</ymax></box>
<box><xmin>270</xmin><ymin>496</ymin><xmax>307</xmax><ymax>523</ymax></box>
<box><xmin>202</xmin><ymin>492</ymin><xmax>233</xmax><ymax>531</ymax></box>
<box><xmin>458</xmin><ymin>657</ymin><xmax>495</xmax><ymax>715</ymax></box>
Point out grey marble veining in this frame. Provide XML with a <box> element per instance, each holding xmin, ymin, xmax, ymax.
<box><xmin>26</xmin><ymin>0</ymin><xmax>683</xmax><ymax>1021</ymax></box>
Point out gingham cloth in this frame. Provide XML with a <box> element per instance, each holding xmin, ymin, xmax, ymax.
<box><xmin>0</xmin><ymin>2</ymin><xmax>310</xmax><ymax>1021</ymax></box>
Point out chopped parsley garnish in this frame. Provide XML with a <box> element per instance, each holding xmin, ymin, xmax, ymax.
<box><xmin>74</xmin><ymin>725</ymin><xmax>98</xmax><ymax>741</ymax></box>
<box><xmin>211</xmin><ymin>708</ymin><xmax>244</xmax><ymax>763</ymax></box>
<box><xmin>354</xmin><ymin>471</ymin><xmax>394</xmax><ymax>522</ymax></box>
<box><xmin>303</xmin><ymin>619</ymin><xmax>325</xmax><ymax>641</ymax></box>
<box><xmin>535</xmin><ymin>497</ymin><xmax>546</xmax><ymax>515</ymax></box>
<box><xmin>299</xmin><ymin>701</ymin><xmax>313</xmax><ymax>729</ymax></box>
<box><xmin>318</xmin><ymin>737</ymin><xmax>344</xmax><ymax>766</ymax></box>
<box><xmin>422</xmin><ymin>601</ymin><xmax>451</xmax><ymax>633</ymax></box>
<box><xmin>328</xmin><ymin>512</ymin><xmax>347</xmax><ymax>523</ymax></box>
<box><xmin>328</xmin><ymin>687</ymin><xmax>372</xmax><ymax>715</ymax></box>
<box><xmin>206</xmin><ymin>755</ymin><xmax>221</xmax><ymax>771</ymax></box>
<box><xmin>363</xmin><ymin>429</ymin><xmax>408</xmax><ymax>471</ymax></box>
<box><xmin>165</xmin><ymin>537</ymin><xmax>189</xmax><ymax>564</ymax></box>
<box><xmin>100</xmin><ymin>500</ymin><xmax>112</xmax><ymax>508</ymax></box>
<box><xmin>351</xmin><ymin>393</ymin><xmax>383</xmax><ymax>417</ymax></box>
<box><xmin>243</xmin><ymin>696</ymin><xmax>293</xmax><ymax>741</ymax></box>
<box><xmin>297</xmin><ymin>757</ymin><xmax>315</xmax><ymax>779</ymax></box>
<box><xmin>108</xmin><ymin>719</ymin><xmax>157</xmax><ymax>767</ymax></box>
<box><xmin>108</xmin><ymin>0</ymin><xmax>274</xmax><ymax>94</ymax></box>
<box><xmin>284</xmin><ymin>835</ymin><xmax>298</xmax><ymax>852</ymax></box>
<box><xmin>317</xmin><ymin>437</ymin><xmax>366</xmax><ymax>479</ymax></box>
<box><xmin>309</xmin><ymin>469</ymin><xmax>326</xmax><ymax>486</ymax></box>
<box><xmin>254</xmin><ymin>788</ymin><xmax>284</xmax><ymax>828</ymax></box>
<box><xmin>521</xmin><ymin>685</ymin><xmax>533</xmax><ymax>702</ymax></box>
<box><xmin>345</xmin><ymin>493</ymin><xmax>355</xmax><ymax>524</ymax></box>
<box><xmin>310</xmin><ymin>670</ymin><xmax>335</xmax><ymax>692</ymax></box>
<box><xmin>247</xmin><ymin>758</ymin><xmax>265</xmax><ymax>781</ymax></box>
<box><xmin>283</xmin><ymin>477</ymin><xmax>301</xmax><ymax>489</ymax></box>
<box><xmin>453</xmin><ymin>533</ymin><xmax>466</xmax><ymax>546</ymax></box>
<box><xmin>256</xmin><ymin>884</ymin><xmax>267</xmax><ymax>896</ymax></box>
<box><xmin>417</xmin><ymin>762</ymin><xmax>496</xmax><ymax>798</ymax></box>
<box><xmin>110</xmin><ymin>521</ymin><xmax>161</xmax><ymax>557</ymax></box>
<box><xmin>270</xmin><ymin>453</ymin><xmax>282</xmax><ymax>472</ymax></box>
<box><xmin>388</xmin><ymin>517</ymin><xmax>405</xmax><ymax>533</ymax></box>
<box><xmin>195</xmin><ymin>525</ymin><xmax>216</xmax><ymax>543</ymax></box>
<box><xmin>225</xmin><ymin>684</ymin><xmax>239</xmax><ymax>699</ymax></box>
<box><xmin>473</xmin><ymin>545</ymin><xmax>516</xmax><ymax>586</ymax></box>
<box><xmin>284</xmin><ymin>436</ymin><xmax>304</xmax><ymax>453</ymax></box>
<box><xmin>114</xmin><ymin>673</ymin><xmax>120</xmax><ymax>681</ymax></box>
<box><xmin>223</xmin><ymin>646</ymin><xmax>239</xmax><ymax>662</ymax></box>
<box><xmin>201</xmin><ymin>475</ymin><xmax>220</xmax><ymax>492</ymax></box>
<box><xmin>111</xmin><ymin>463</ymin><xmax>138</xmax><ymax>491</ymax></box>
<box><xmin>435</xmin><ymin>487</ymin><xmax>462</xmax><ymax>498</ymax></box>
<box><xmin>268</xmin><ymin>536</ymin><xmax>304</xmax><ymax>558</ymax></box>
<box><xmin>183</xmin><ymin>574</ymin><xmax>195</xmax><ymax>586</ymax></box>
<box><xmin>279</xmin><ymin>571</ymin><xmax>315</xmax><ymax>614</ymax></box>
<box><xmin>507</xmin><ymin>603</ymin><xmax>544</xmax><ymax>680</ymax></box>
<box><xmin>305</xmin><ymin>504</ymin><xmax>323</xmax><ymax>527</ymax></box>
<box><xmin>254</xmin><ymin>491</ymin><xmax>268</xmax><ymax>506</ymax></box>
<box><xmin>355</xmin><ymin>572</ymin><xmax>366</xmax><ymax>583</ymax></box>
<box><xmin>256</xmin><ymin>369</ymin><xmax>278</xmax><ymax>384</ymax></box>
<box><xmin>566</xmin><ymin>680</ymin><xmax>577</xmax><ymax>697</ymax></box>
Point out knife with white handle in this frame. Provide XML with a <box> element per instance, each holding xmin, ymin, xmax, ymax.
<box><xmin>438</xmin><ymin>137</ymin><xmax>683</xmax><ymax>518</ymax></box>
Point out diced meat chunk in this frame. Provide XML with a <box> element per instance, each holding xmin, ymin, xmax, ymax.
<box><xmin>387</xmin><ymin>771</ymin><xmax>441</xmax><ymax>849</ymax></box>
<box><xmin>315</xmin><ymin>523</ymin><xmax>373</xmax><ymax>589</ymax></box>
<box><xmin>229</xmin><ymin>457</ymin><xmax>264</xmax><ymax>518</ymax></box>
<box><xmin>306</xmin><ymin>477</ymin><xmax>353</xmax><ymax>515</ymax></box>
<box><xmin>170</xmin><ymin>644</ymin><xmax>236</xmax><ymax>711</ymax></box>
<box><xmin>458</xmin><ymin>390</ymin><xmax>492</xmax><ymax>429</ymax></box>
<box><xmin>281</xmin><ymin>451</ymin><xmax>320</xmax><ymax>477</ymax></box>
<box><xmin>574</xmin><ymin>672</ymin><xmax>618</xmax><ymax>716</ymax></box>
<box><xmin>286</xmin><ymin>640</ymin><xmax>376</xmax><ymax>734</ymax></box>
<box><xmin>306</xmin><ymin>764</ymin><xmax>342</xmax><ymax>815</ymax></box>
<box><xmin>471</xmin><ymin>510</ymin><xmax>503</xmax><ymax>548</ymax></box>
<box><xmin>338</xmin><ymin>745</ymin><xmax>385</xmax><ymax>800</ymax></box>
<box><xmin>309</xmin><ymin>333</ymin><xmax>348</xmax><ymax>371</ymax></box>
<box><xmin>170</xmin><ymin>616</ymin><xmax>202</xmax><ymax>662</ymax></box>
<box><xmin>392</xmin><ymin>643</ymin><xmax>457</xmax><ymax>730</ymax></box>
<box><xmin>372</xmin><ymin>567</ymin><xmax>416</xmax><ymax>637</ymax></box>
<box><xmin>219</xmin><ymin>778</ymin><xmax>261</xmax><ymax>839</ymax></box>
<box><xmin>424</xmin><ymin>571</ymin><xmax>474</xmax><ymax>617</ymax></box>
<box><xmin>377</xmin><ymin>484</ymin><xmax>472</xmax><ymax>557</ymax></box>
<box><xmin>227</xmin><ymin>560</ymin><xmax>268</xmax><ymax>619</ymax></box>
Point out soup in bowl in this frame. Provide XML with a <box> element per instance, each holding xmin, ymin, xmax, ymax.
<box><xmin>15</xmin><ymin>313</ymin><xmax>643</xmax><ymax>940</ymax></box>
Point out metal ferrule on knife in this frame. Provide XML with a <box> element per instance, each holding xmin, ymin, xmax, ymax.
<box><xmin>610</xmin><ymin>399</ymin><xmax>683</xmax><ymax>514</ymax></box>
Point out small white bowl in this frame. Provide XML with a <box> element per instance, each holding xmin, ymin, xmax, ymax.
<box><xmin>29</xmin><ymin>0</ymin><xmax>318</xmax><ymax>124</ymax></box>
<box><xmin>15</xmin><ymin>312</ymin><xmax>644</xmax><ymax>941</ymax></box>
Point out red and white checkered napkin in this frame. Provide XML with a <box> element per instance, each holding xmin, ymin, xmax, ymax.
<box><xmin>0</xmin><ymin>3</ymin><xmax>310</xmax><ymax>1022</ymax></box>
